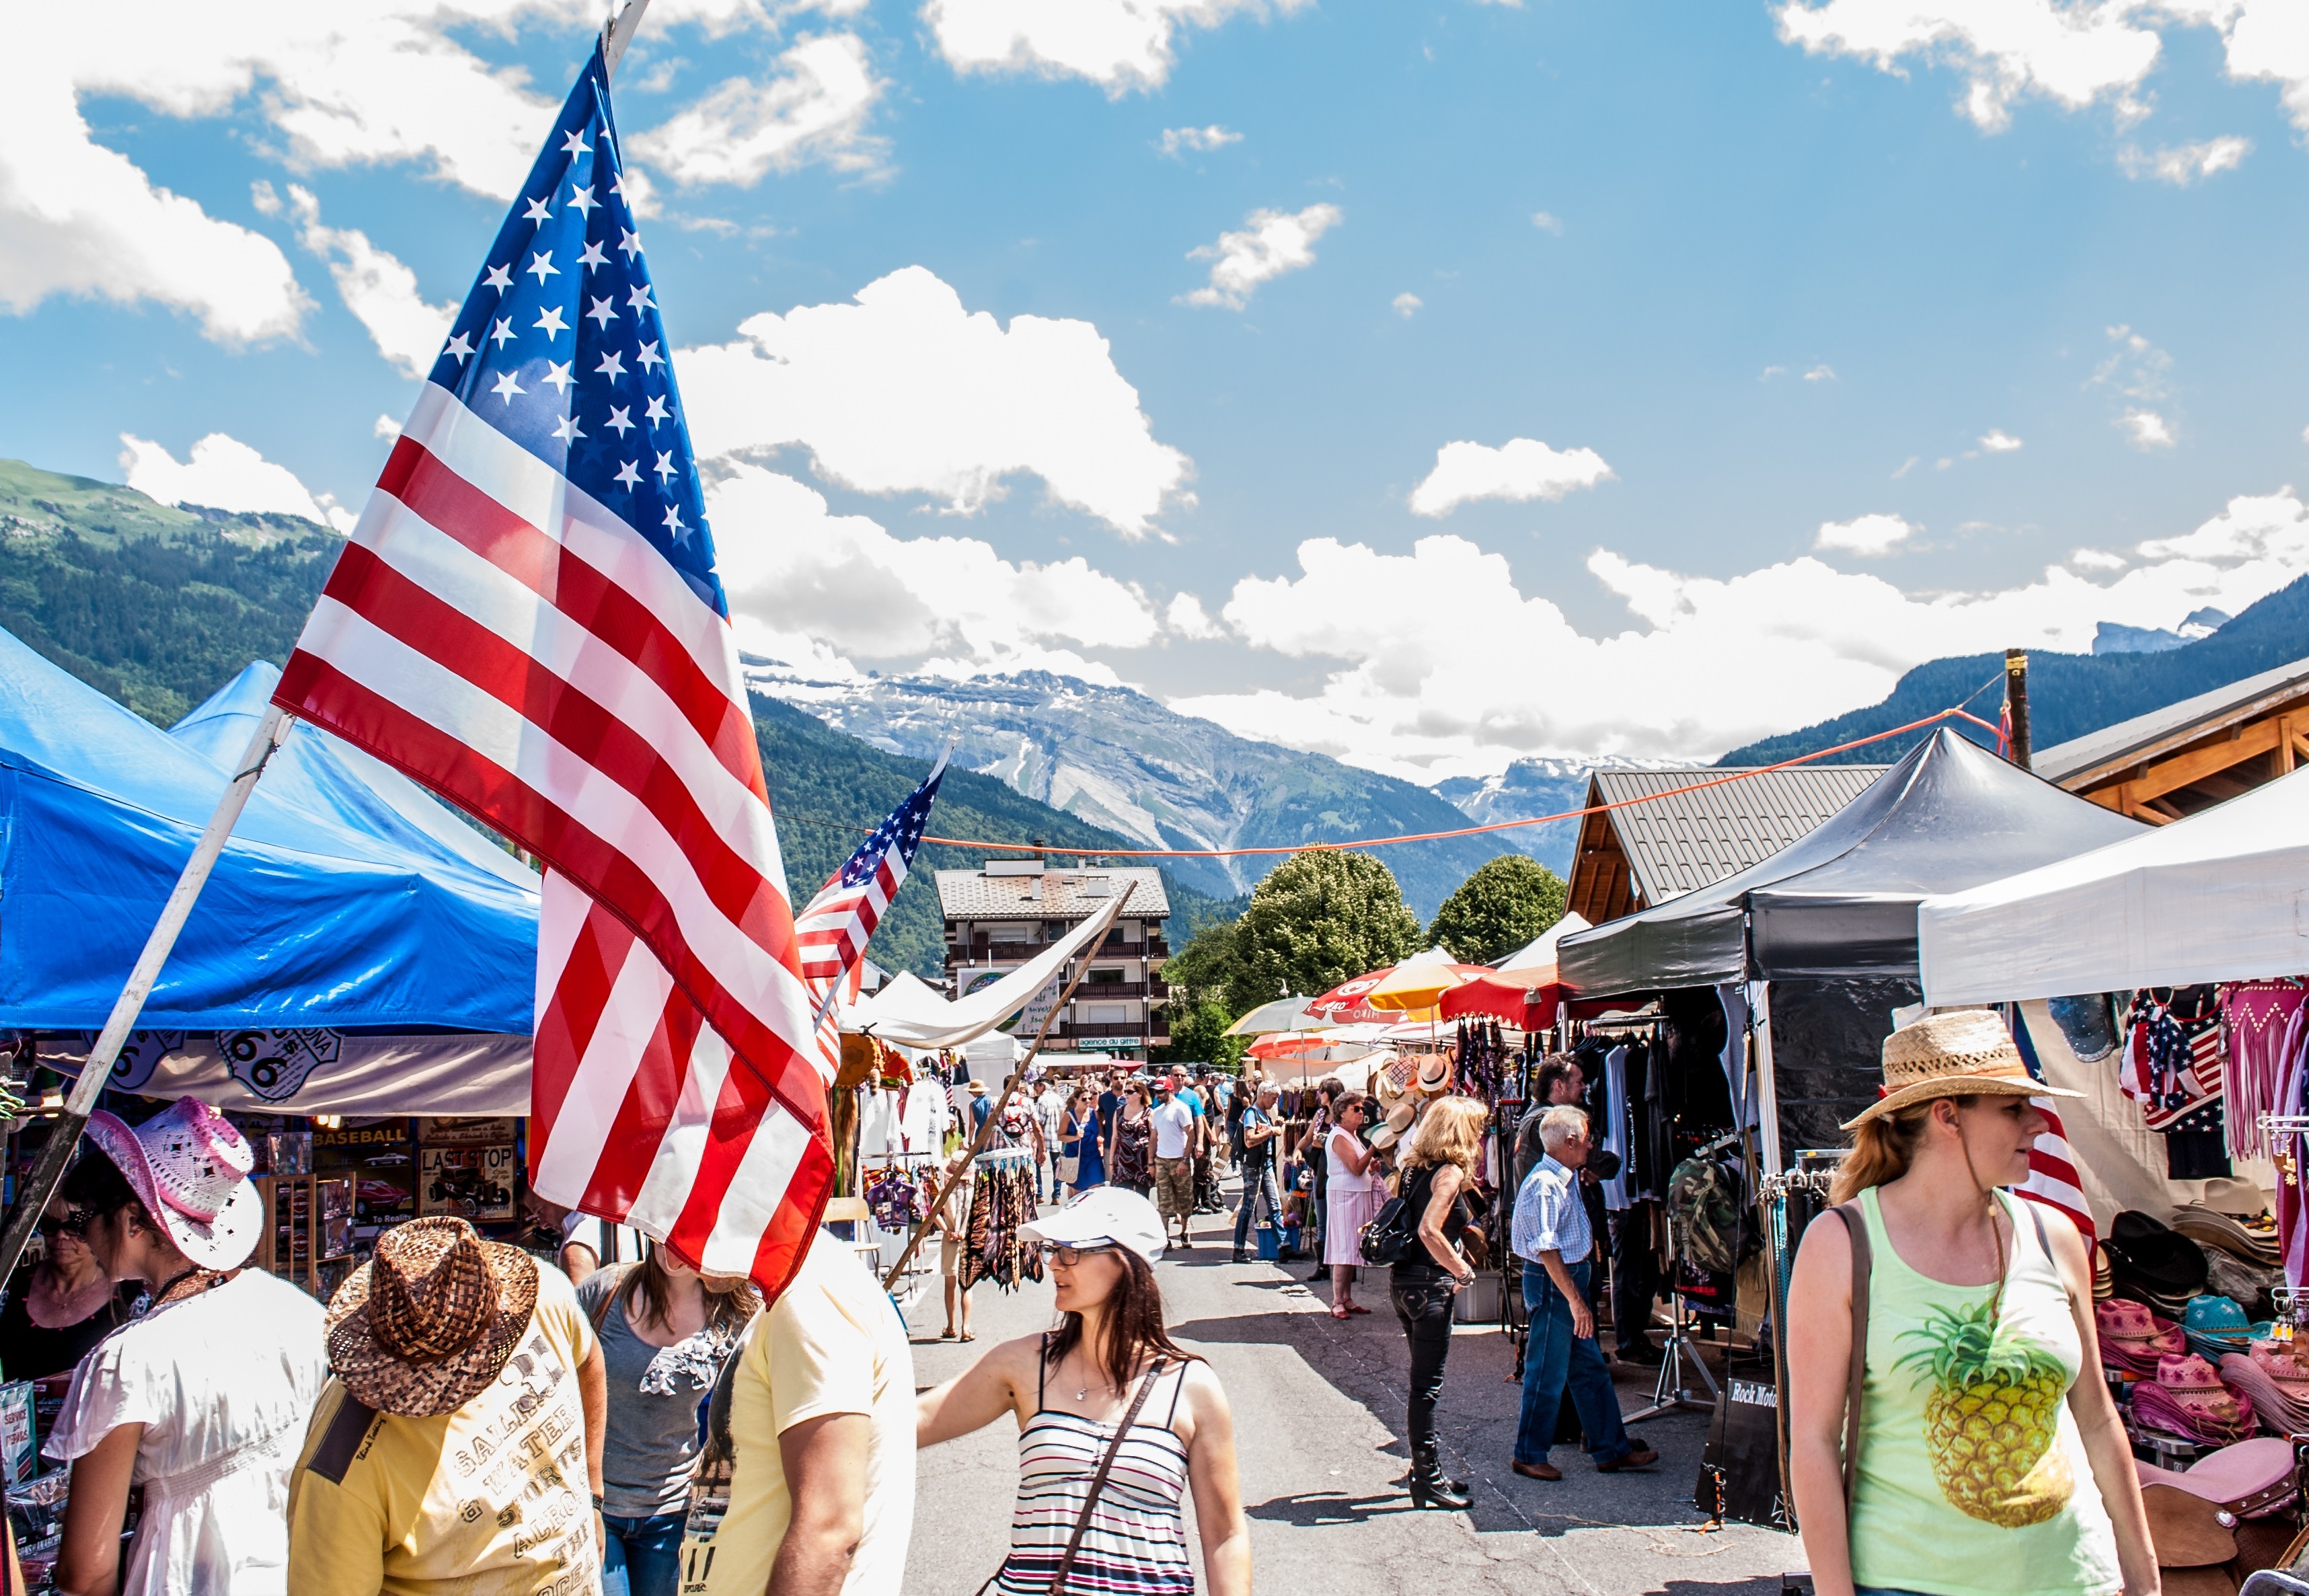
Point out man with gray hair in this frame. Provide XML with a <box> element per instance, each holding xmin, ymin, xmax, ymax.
<box><xmin>1509</xmin><ymin>1105</ymin><xmax>1655</xmax><ymax>1480</ymax></box>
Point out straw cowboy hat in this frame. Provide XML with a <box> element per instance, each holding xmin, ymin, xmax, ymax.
<box><xmin>82</xmin><ymin>1097</ymin><xmax>264</xmax><ymax>1270</ymax></box>
<box><xmin>1840</xmin><ymin>1008</ymin><xmax>2082</xmax><ymax>1130</ymax></box>
<box><xmin>326</xmin><ymin>1216</ymin><xmax>540</xmax><ymax>1418</ymax></box>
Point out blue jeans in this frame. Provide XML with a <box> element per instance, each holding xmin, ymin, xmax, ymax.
<box><xmin>1515</xmin><ymin>1259</ymin><xmax>1631</xmax><ymax>1466</ymax></box>
<box><xmin>1233</xmin><ymin>1160</ymin><xmax>1281</xmax><ymax>1249</ymax></box>
<box><xmin>600</xmin><ymin>1509</ymin><xmax>685</xmax><ymax>1596</ymax></box>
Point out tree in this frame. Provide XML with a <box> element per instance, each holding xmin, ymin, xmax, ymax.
<box><xmin>1426</xmin><ymin>854</ymin><xmax>1567</xmax><ymax>964</ymax></box>
<box><xmin>1153</xmin><ymin>916</ymin><xmax>1246</xmax><ymax>1067</ymax></box>
<box><xmin>1223</xmin><ymin>849</ymin><xmax>1421</xmax><ymax>1016</ymax></box>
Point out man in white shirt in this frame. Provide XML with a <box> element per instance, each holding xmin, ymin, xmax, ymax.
<box><xmin>1509</xmin><ymin>1106</ymin><xmax>1654</xmax><ymax>1481</ymax></box>
<box><xmin>1149</xmin><ymin>1078</ymin><xmax>1199</xmax><ymax>1250</ymax></box>
<box><xmin>1034</xmin><ymin>1079</ymin><xmax>1067</xmax><ymax>1200</ymax></box>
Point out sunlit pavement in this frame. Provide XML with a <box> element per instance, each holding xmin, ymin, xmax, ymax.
<box><xmin>899</xmin><ymin>1182</ymin><xmax>1802</xmax><ymax>1595</ymax></box>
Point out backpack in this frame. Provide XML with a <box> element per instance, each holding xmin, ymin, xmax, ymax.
<box><xmin>1665</xmin><ymin>1152</ymin><xmax>1750</xmax><ymax>1275</ymax></box>
<box><xmin>1357</xmin><ymin>1164</ymin><xmax>1431</xmax><ymax>1267</ymax></box>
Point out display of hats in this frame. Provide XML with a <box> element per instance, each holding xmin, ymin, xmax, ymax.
<box><xmin>2181</xmin><ymin>1295</ymin><xmax>2262</xmax><ymax>1362</ymax></box>
<box><xmin>2105</xmin><ymin>1211</ymin><xmax>2210</xmax><ymax>1316</ymax></box>
<box><xmin>2134</xmin><ymin>1435</ymin><xmax>2301</xmax><ymax>1519</ymax></box>
<box><xmin>2098</xmin><ymin>1297</ymin><xmax>2187</xmax><ymax>1375</ymax></box>
<box><xmin>2130</xmin><ymin>1353</ymin><xmax>2256</xmax><ymax>1445</ymax></box>
<box><xmin>2170</xmin><ymin>1203</ymin><xmax>2282</xmax><ymax>1270</ymax></box>
<box><xmin>2220</xmin><ymin>1342</ymin><xmax>2309</xmax><ymax>1435</ymax></box>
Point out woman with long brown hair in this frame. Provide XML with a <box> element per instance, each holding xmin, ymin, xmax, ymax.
<box><xmin>575</xmin><ymin>1245</ymin><xmax>762</xmax><ymax>1596</ymax></box>
<box><xmin>917</xmin><ymin>1188</ymin><xmax>1251</xmax><ymax>1595</ymax></box>
<box><xmin>1390</xmin><ymin>1094</ymin><xmax>1488</xmax><ymax>1511</ymax></box>
<box><xmin>1785</xmin><ymin>1012</ymin><xmax>2155</xmax><ymax>1596</ymax></box>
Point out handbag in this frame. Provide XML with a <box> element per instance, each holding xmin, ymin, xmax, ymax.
<box><xmin>1358</xmin><ymin>1166</ymin><xmax>1429</xmax><ymax>1268</ymax></box>
<box><xmin>977</xmin><ymin>1357</ymin><xmax>1169</xmax><ymax>1595</ymax></box>
<box><xmin>1055</xmin><ymin>1154</ymin><xmax>1080</xmax><ymax>1185</ymax></box>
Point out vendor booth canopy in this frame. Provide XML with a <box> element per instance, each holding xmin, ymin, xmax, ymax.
<box><xmin>1919</xmin><ymin>763</ymin><xmax>2309</xmax><ymax>1007</ymax></box>
<box><xmin>0</xmin><ymin>630</ymin><xmax>537</xmax><ymax>1036</ymax></box>
<box><xmin>1556</xmin><ymin>728</ymin><xmax>2146</xmax><ymax>997</ymax></box>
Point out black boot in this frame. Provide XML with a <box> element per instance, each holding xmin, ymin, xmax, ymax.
<box><xmin>1406</xmin><ymin>1441</ymin><xmax>1472</xmax><ymax>1510</ymax></box>
<box><xmin>1395</xmin><ymin>1466</ymin><xmax>1472</xmax><ymax>1494</ymax></box>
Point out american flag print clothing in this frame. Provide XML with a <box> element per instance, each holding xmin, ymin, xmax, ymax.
<box><xmin>2010</xmin><ymin>1007</ymin><xmax>2094</xmax><ymax>1247</ymax></box>
<box><xmin>271</xmin><ymin>42</ymin><xmax>830</xmax><ymax>1295</ymax></box>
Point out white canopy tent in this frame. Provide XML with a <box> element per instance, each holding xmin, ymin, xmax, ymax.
<box><xmin>839</xmin><ymin>895</ymin><xmax>1126</xmax><ymax>1049</ymax></box>
<box><xmin>1918</xmin><ymin>765</ymin><xmax>2309</xmax><ymax>1007</ymax></box>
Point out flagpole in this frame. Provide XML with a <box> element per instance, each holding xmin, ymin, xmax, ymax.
<box><xmin>883</xmin><ymin>890</ymin><xmax>1129</xmax><ymax>1290</ymax></box>
<box><xmin>602</xmin><ymin>0</ymin><xmax>652</xmax><ymax>77</ymax></box>
<box><xmin>0</xmin><ymin>706</ymin><xmax>296</xmax><ymax>1289</ymax></box>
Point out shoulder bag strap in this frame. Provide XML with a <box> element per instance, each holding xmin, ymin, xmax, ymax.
<box><xmin>1827</xmin><ymin>1202</ymin><xmax>1871</xmax><ymax>1507</ymax></box>
<box><xmin>586</xmin><ymin>1262</ymin><xmax>637</xmax><ymax>1333</ymax></box>
<box><xmin>1046</xmin><ymin>1361</ymin><xmax>1168</xmax><ymax>1596</ymax></box>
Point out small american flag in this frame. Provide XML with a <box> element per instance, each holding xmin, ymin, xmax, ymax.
<box><xmin>272</xmin><ymin>40</ymin><xmax>831</xmax><ymax>1295</ymax></box>
<box><xmin>795</xmin><ymin>753</ymin><xmax>948</xmax><ymax>992</ymax></box>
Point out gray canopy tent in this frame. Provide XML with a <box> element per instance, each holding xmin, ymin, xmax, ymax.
<box><xmin>1556</xmin><ymin>728</ymin><xmax>2146</xmax><ymax>1162</ymax></box>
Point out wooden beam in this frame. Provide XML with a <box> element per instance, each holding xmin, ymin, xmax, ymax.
<box><xmin>2281</xmin><ymin>714</ymin><xmax>2298</xmax><ymax>777</ymax></box>
<box><xmin>2126</xmin><ymin>716</ymin><xmax>2283</xmax><ymax>805</ymax></box>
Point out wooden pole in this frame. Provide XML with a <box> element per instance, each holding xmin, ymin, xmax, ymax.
<box><xmin>2005</xmin><ymin>648</ymin><xmax>2033</xmax><ymax>770</ymax></box>
<box><xmin>602</xmin><ymin>0</ymin><xmax>652</xmax><ymax>76</ymax></box>
<box><xmin>0</xmin><ymin>707</ymin><xmax>295</xmax><ymax>1290</ymax></box>
<box><xmin>882</xmin><ymin>892</ymin><xmax>1128</xmax><ymax>1289</ymax></box>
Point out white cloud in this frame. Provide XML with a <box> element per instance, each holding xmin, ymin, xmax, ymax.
<box><xmin>1173</xmin><ymin>489</ymin><xmax>2309</xmax><ymax>774</ymax></box>
<box><xmin>1408</xmin><ymin>438</ymin><xmax>1616</xmax><ymax>517</ymax></box>
<box><xmin>626</xmin><ymin>34</ymin><xmax>885</xmax><ymax>186</ymax></box>
<box><xmin>1392</xmin><ymin>292</ymin><xmax>1424</xmax><ymax>317</ymax></box>
<box><xmin>1815</xmin><ymin>512</ymin><xmax>1919</xmax><ymax>556</ymax></box>
<box><xmin>1160</xmin><ymin>124</ymin><xmax>1242</xmax><ymax>155</ymax></box>
<box><xmin>924</xmin><ymin>0</ymin><xmax>1312</xmax><ymax>93</ymax></box>
<box><xmin>679</xmin><ymin>266</ymin><xmax>1191</xmax><ymax>537</ymax></box>
<box><xmin>119</xmin><ymin>432</ymin><xmax>356</xmax><ymax>532</ymax></box>
<box><xmin>1165</xmin><ymin>592</ymin><xmax>1223</xmax><ymax>638</ymax></box>
<box><xmin>707</xmin><ymin>463</ymin><xmax>1171</xmax><ymax>678</ymax></box>
<box><xmin>1774</xmin><ymin>0</ymin><xmax>2162</xmax><ymax>131</ymax></box>
<box><xmin>2121</xmin><ymin>408</ymin><xmax>2177</xmax><ymax>448</ymax></box>
<box><xmin>1804</xmin><ymin>363</ymin><xmax>1838</xmax><ymax>381</ymax></box>
<box><xmin>374</xmin><ymin>414</ymin><xmax>403</xmax><ymax>440</ymax></box>
<box><xmin>1979</xmin><ymin>428</ymin><xmax>2024</xmax><ymax>451</ymax></box>
<box><xmin>2119</xmin><ymin>135</ymin><xmax>2253</xmax><ymax>183</ymax></box>
<box><xmin>1531</xmin><ymin>211</ymin><xmax>1565</xmax><ymax>234</ymax></box>
<box><xmin>2072</xmin><ymin>547</ymin><xmax>2128</xmax><ymax>570</ymax></box>
<box><xmin>1180</xmin><ymin>203</ymin><xmax>1341</xmax><ymax>309</ymax></box>
<box><xmin>2168</xmin><ymin>0</ymin><xmax>2309</xmax><ymax>133</ymax></box>
<box><xmin>276</xmin><ymin>184</ymin><xmax>455</xmax><ymax>379</ymax></box>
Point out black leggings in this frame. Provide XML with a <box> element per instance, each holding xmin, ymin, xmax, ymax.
<box><xmin>1390</xmin><ymin>1264</ymin><xmax>1457</xmax><ymax>1453</ymax></box>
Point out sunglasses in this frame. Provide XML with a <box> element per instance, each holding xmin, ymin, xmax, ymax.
<box><xmin>44</xmin><ymin>1209</ymin><xmax>91</xmax><ymax>1238</ymax></box>
<box><xmin>1036</xmin><ymin>1242</ymin><xmax>1118</xmax><ymax>1266</ymax></box>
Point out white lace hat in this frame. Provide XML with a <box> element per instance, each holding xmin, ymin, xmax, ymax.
<box><xmin>82</xmin><ymin>1097</ymin><xmax>264</xmax><ymax>1270</ymax></box>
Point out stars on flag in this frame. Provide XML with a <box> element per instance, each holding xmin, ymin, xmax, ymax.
<box><xmin>523</xmin><ymin>195</ymin><xmax>553</xmax><ymax>225</ymax></box>
<box><xmin>491</xmin><ymin>371</ymin><xmax>525</xmax><ymax>404</ymax></box>
<box><xmin>578</xmin><ymin>240</ymin><xmax>609</xmax><ymax>271</ymax></box>
<box><xmin>484</xmin><ymin>264</ymin><xmax>513</xmax><ymax>291</ymax></box>
<box><xmin>587</xmin><ymin>296</ymin><xmax>618</xmax><ymax>330</ymax></box>
<box><xmin>526</xmin><ymin>250</ymin><xmax>559</xmax><ymax>284</ymax></box>
<box><xmin>596</xmin><ymin>350</ymin><xmax>626</xmax><ymax>381</ymax></box>
<box><xmin>568</xmin><ymin>184</ymin><xmax>599</xmax><ymax>218</ymax></box>
<box><xmin>534</xmin><ymin>305</ymin><xmax>569</xmax><ymax>339</ymax></box>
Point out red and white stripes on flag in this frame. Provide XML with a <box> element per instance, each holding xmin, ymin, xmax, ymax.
<box><xmin>275</xmin><ymin>385</ymin><xmax>832</xmax><ymax>1294</ymax></box>
<box><xmin>2009</xmin><ymin>1008</ymin><xmax>2096</xmax><ymax>1246</ymax></box>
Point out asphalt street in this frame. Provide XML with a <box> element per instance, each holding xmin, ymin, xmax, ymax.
<box><xmin>899</xmin><ymin>1184</ymin><xmax>1805</xmax><ymax>1595</ymax></box>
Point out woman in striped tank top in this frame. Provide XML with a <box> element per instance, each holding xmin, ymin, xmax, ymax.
<box><xmin>917</xmin><ymin>1188</ymin><xmax>1252</xmax><ymax>1595</ymax></box>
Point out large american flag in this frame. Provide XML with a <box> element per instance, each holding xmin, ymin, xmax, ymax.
<box><xmin>2010</xmin><ymin>1007</ymin><xmax>2095</xmax><ymax>1246</ymax></box>
<box><xmin>271</xmin><ymin>40</ymin><xmax>830</xmax><ymax>1294</ymax></box>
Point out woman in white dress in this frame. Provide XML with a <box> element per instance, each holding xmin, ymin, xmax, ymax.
<box><xmin>1323</xmin><ymin>1095</ymin><xmax>1382</xmax><ymax>1318</ymax></box>
<box><xmin>45</xmin><ymin>1098</ymin><xmax>329</xmax><ymax>1596</ymax></box>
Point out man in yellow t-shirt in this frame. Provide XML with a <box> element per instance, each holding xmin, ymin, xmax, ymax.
<box><xmin>706</xmin><ymin>1228</ymin><xmax>916</xmax><ymax>1595</ymax></box>
<box><xmin>287</xmin><ymin>1217</ymin><xmax>609</xmax><ymax>1595</ymax></box>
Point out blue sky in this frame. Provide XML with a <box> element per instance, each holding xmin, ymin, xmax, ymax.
<box><xmin>9</xmin><ymin>1</ymin><xmax>2309</xmax><ymax>777</ymax></box>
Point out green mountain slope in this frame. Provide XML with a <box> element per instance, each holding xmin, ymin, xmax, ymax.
<box><xmin>0</xmin><ymin>459</ymin><xmax>340</xmax><ymax>724</ymax></box>
<box><xmin>1718</xmin><ymin>572</ymin><xmax>2309</xmax><ymax>767</ymax></box>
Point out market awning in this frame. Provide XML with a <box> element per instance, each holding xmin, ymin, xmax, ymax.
<box><xmin>1556</xmin><ymin>728</ymin><xmax>2145</xmax><ymax>997</ymax></box>
<box><xmin>1919</xmin><ymin>763</ymin><xmax>2309</xmax><ymax>1005</ymax></box>
<box><xmin>0</xmin><ymin>629</ymin><xmax>538</xmax><ymax>1034</ymax></box>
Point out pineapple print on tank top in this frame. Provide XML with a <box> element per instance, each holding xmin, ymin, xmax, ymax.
<box><xmin>1846</xmin><ymin>1187</ymin><xmax>2121</xmax><ymax>1596</ymax></box>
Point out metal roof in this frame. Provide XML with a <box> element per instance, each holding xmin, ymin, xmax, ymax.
<box><xmin>1590</xmin><ymin>765</ymin><xmax>1888</xmax><ymax>907</ymax></box>
<box><xmin>2035</xmin><ymin>653</ymin><xmax>2309</xmax><ymax>787</ymax></box>
<box><xmin>934</xmin><ymin>866</ymin><xmax>1170</xmax><ymax>922</ymax></box>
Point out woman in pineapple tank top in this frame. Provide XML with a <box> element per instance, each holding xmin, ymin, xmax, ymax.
<box><xmin>1784</xmin><ymin>1011</ymin><xmax>2157</xmax><ymax>1596</ymax></box>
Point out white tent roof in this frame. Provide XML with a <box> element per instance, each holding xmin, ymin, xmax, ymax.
<box><xmin>841</xmin><ymin>896</ymin><xmax>1125</xmax><ymax>1049</ymax></box>
<box><xmin>1918</xmin><ymin>765</ymin><xmax>2309</xmax><ymax>1005</ymax></box>
<box><xmin>1492</xmin><ymin>911</ymin><xmax>1592</xmax><ymax>985</ymax></box>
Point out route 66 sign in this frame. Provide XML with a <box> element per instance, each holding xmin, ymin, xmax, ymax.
<box><xmin>218</xmin><ymin>1029</ymin><xmax>344</xmax><ymax>1102</ymax></box>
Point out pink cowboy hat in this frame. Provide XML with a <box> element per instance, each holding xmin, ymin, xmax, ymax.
<box><xmin>82</xmin><ymin>1098</ymin><xmax>264</xmax><ymax>1270</ymax></box>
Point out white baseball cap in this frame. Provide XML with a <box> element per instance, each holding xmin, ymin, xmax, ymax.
<box><xmin>1020</xmin><ymin>1186</ymin><xmax>1166</xmax><ymax>1264</ymax></box>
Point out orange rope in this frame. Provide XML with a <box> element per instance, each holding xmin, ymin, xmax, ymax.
<box><xmin>884</xmin><ymin>705</ymin><xmax>2005</xmax><ymax>860</ymax></box>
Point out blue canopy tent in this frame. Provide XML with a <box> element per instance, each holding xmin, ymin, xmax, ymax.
<box><xmin>0</xmin><ymin>630</ymin><xmax>537</xmax><ymax>1112</ymax></box>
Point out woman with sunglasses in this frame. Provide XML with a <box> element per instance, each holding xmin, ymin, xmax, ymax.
<box><xmin>915</xmin><ymin>1188</ymin><xmax>1252</xmax><ymax>1595</ymax></box>
<box><xmin>0</xmin><ymin>1196</ymin><xmax>139</xmax><ymax>1383</ymax></box>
